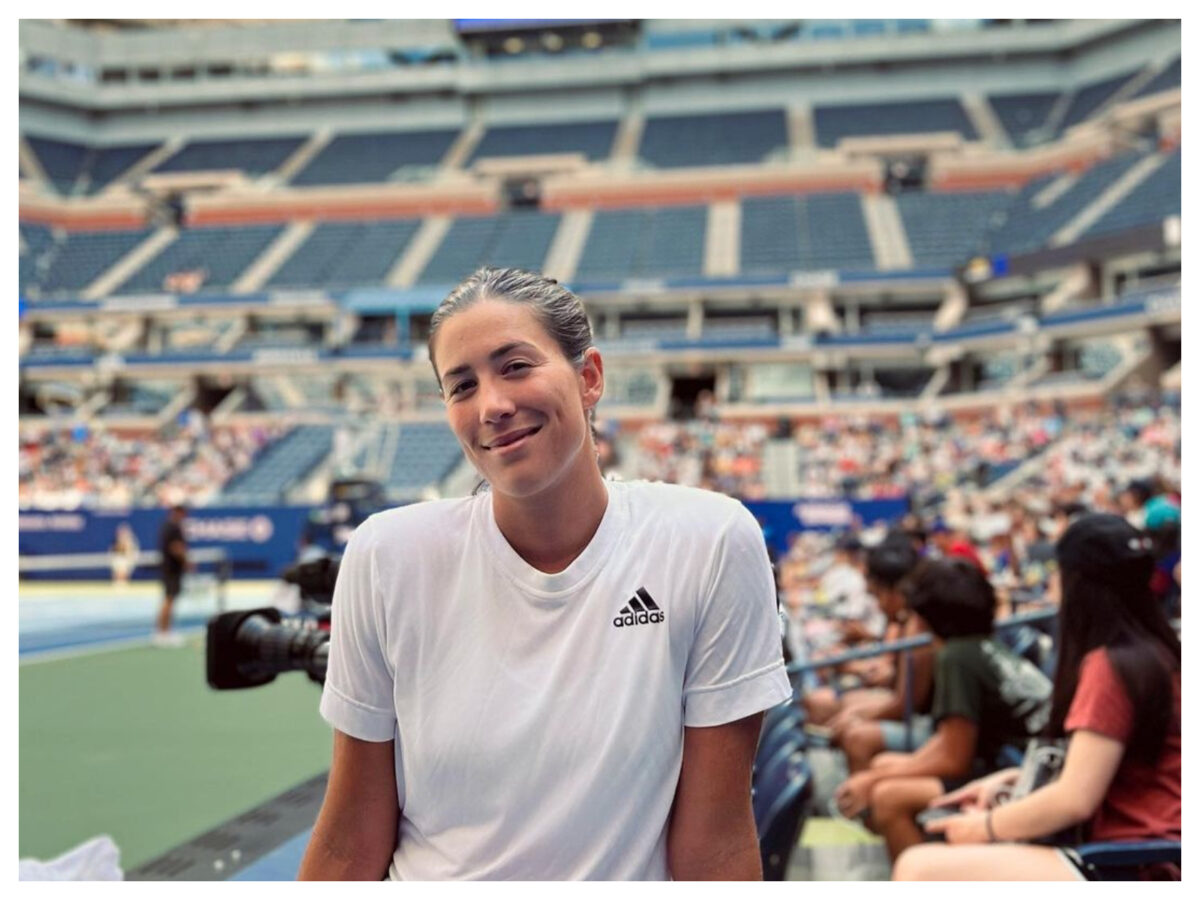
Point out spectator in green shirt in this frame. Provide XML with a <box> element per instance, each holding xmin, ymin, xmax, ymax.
<box><xmin>833</xmin><ymin>558</ymin><xmax>1052</xmax><ymax>862</ymax></box>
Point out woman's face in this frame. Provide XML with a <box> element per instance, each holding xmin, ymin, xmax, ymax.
<box><xmin>432</xmin><ymin>298</ymin><xmax>603</xmax><ymax>502</ymax></box>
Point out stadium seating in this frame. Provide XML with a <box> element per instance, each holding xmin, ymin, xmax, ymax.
<box><xmin>740</xmin><ymin>193</ymin><xmax>876</xmax><ymax>274</ymax></box>
<box><xmin>26</xmin><ymin>136</ymin><xmax>90</xmax><ymax>195</ymax></box>
<box><xmin>266</xmin><ymin>219</ymin><xmax>421</xmax><ymax>289</ymax></box>
<box><xmin>83</xmin><ymin>143</ymin><xmax>160</xmax><ymax>193</ymax></box>
<box><xmin>235</xmin><ymin>325</ymin><xmax>320</xmax><ymax>353</ymax></box>
<box><xmin>574</xmin><ymin>205</ymin><xmax>707</xmax><ymax>281</ymax></box>
<box><xmin>895</xmin><ymin>190</ymin><xmax>1011</xmax><ymax>268</ymax></box>
<box><xmin>383</xmin><ymin>422</ymin><xmax>463</xmax><ymax>496</ymax></box>
<box><xmin>988</xmin><ymin>92</ymin><xmax>1060</xmax><ymax>147</ymax></box>
<box><xmin>100</xmin><ymin>381</ymin><xmax>176</xmax><ymax>418</ymax></box>
<box><xmin>860</xmin><ymin>311</ymin><xmax>938</xmax><ymax>336</ymax></box>
<box><xmin>23</xmin><ymin>136</ymin><xmax>159</xmax><ymax>195</ymax></box>
<box><xmin>1082</xmin><ymin>149</ymin><xmax>1180</xmax><ymax>239</ymax></box>
<box><xmin>468</xmin><ymin>119</ymin><xmax>618</xmax><ymax>164</ymax></box>
<box><xmin>702</xmin><ymin>317</ymin><xmax>778</xmax><ymax>341</ymax></box>
<box><xmin>1132</xmin><ymin>56</ymin><xmax>1181</xmax><ymax>99</ymax></box>
<box><xmin>621</xmin><ymin>318</ymin><xmax>689</xmax><ymax>340</ymax></box>
<box><xmin>153</xmin><ymin>136</ymin><xmax>306</xmax><ymax>176</ymax></box>
<box><xmin>813</xmin><ymin>98</ymin><xmax>977</xmax><ymax>148</ymax></box>
<box><xmin>416</xmin><ymin>211</ymin><xmax>561</xmax><ymax>285</ymax></box>
<box><xmin>985</xmin><ymin>151</ymin><xmax>1144</xmax><ymax>256</ymax></box>
<box><xmin>19</xmin><ymin>222</ymin><xmax>55</xmax><ymax>294</ymax></box>
<box><xmin>116</xmin><ymin>224</ymin><xmax>285</xmax><ymax>294</ymax></box>
<box><xmin>289</xmin><ymin>129</ymin><xmax>458</xmax><ymax>185</ymax></box>
<box><xmin>32</xmin><ymin>228</ymin><xmax>154</xmax><ymax>297</ymax></box>
<box><xmin>638</xmin><ymin>109</ymin><xmax>788</xmax><ymax>168</ymax></box>
<box><xmin>246</xmin><ymin>377</ymin><xmax>292</xmax><ymax>412</ymax></box>
<box><xmin>218</xmin><ymin>424</ymin><xmax>335</xmax><ymax>505</ymax></box>
<box><xmin>1057</xmin><ymin>70</ymin><xmax>1136</xmax><ymax>132</ymax></box>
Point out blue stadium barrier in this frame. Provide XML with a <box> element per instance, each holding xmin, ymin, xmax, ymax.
<box><xmin>18</xmin><ymin>506</ymin><xmax>313</xmax><ymax>580</ymax></box>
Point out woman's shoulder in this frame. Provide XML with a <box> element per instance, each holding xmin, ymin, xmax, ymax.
<box><xmin>352</xmin><ymin>495</ymin><xmax>480</xmax><ymax>548</ymax></box>
<box><xmin>615</xmin><ymin>479</ymin><xmax>747</xmax><ymax>526</ymax></box>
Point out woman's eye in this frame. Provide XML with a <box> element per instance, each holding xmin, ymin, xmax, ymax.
<box><xmin>449</xmin><ymin>380</ymin><xmax>475</xmax><ymax>396</ymax></box>
<box><xmin>504</xmin><ymin>361</ymin><xmax>531</xmax><ymax>374</ymax></box>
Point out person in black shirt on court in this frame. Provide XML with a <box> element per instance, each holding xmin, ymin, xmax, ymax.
<box><xmin>154</xmin><ymin>504</ymin><xmax>189</xmax><ymax>647</ymax></box>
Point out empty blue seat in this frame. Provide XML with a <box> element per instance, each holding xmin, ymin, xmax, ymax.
<box><xmin>26</xmin><ymin>136</ymin><xmax>89</xmax><ymax>195</ymax></box>
<box><xmin>1057</xmin><ymin>71</ymin><xmax>1137</xmax><ymax>133</ymax></box>
<box><xmin>755</xmin><ymin>749</ymin><xmax>814</xmax><ymax>881</ymax></box>
<box><xmin>814</xmin><ymin>98</ymin><xmax>977</xmax><ymax>148</ymax></box>
<box><xmin>741</xmin><ymin>192</ymin><xmax>876</xmax><ymax>273</ymax></box>
<box><xmin>986</xmin><ymin>151</ymin><xmax>1145</xmax><ymax>256</ymax></box>
<box><xmin>153</xmin><ymin>136</ymin><xmax>305</xmax><ymax>176</ymax></box>
<box><xmin>639</xmin><ymin>109</ymin><xmax>787</xmax><ymax>168</ymax></box>
<box><xmin>1083</xmin><ymin>149</ymin><xmax>1180</xmax><ymax>239</ymax></box>
<box><xmin>1133</xmin><ymin>57</ymin><xmax>1181</xmax><ymax>99</ymax></box>
<box><xmin>267</xmin><ymin>219</ymin><xmax>421</xmax><ymax>289</ymax></box>
<box><xmin>895</xmin><ymin>190</ymin><xmax>1011</xmax><ymax>268</ymax></box>
<box><xmin>36</xmin><ymin>228</ymin><xmax>154</xmax><ymax>296</ymax></box>
<box><xmin>23</xmin><ymin>136</ymin><xmax>159</xmax><ymax>196</ymax></box>
<box><xmin>290</xmin><ymin>130</ymin><xmax>458</xmax><ymax>185</ymax></box>
<box><xmin>385</xmin><ymin>423</ymin><xmax>463</xmax><ymax>495</ymax></box>
<box><xmin>469</xmin><ymin>120</ymin><xmax>617</xmax><ymax>164</ymax></box>
<box><xmin>85</xmin><ymin>144</ymin><xmax>159</xmax><ymax>193</ymax></box>
<box><xmin>219</xmin><ymin>425</ymin><xmax>335</xmax><ymax>504</ymax></box>
<box><xmin>575</xmin><ymin>205</ymin><xmax>707</xmax><ymax>281</ymax></box>
<box><xmin>19</xmin><ymin>223</ymin><xmax>55</xmax><ymax>295</ymax></box>
<box><xmin>416</xmin><ymin>211</ymin><xmax>561</xmax><ymax>285</ymax></box>
<box><xmin>117</xmin><ymin>224</ymin><xmax>284</xmax><ymax>294</ymax></box>
<box><xmin>989</xmin><ymin>92</ymin><xmax>1061</xmax><ymax>147</ymax></box>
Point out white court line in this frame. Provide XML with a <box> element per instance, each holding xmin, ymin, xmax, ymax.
<box><xmin>19</xmin><ymin>627</ymin><xmax>207</xmax><ymax>666</ymax></box>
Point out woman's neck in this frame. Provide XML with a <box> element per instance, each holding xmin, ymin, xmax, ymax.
<box><xmin>491</xmin><ymin>464</ymin><xmax>610</xmax><ymax>574</ymax></box>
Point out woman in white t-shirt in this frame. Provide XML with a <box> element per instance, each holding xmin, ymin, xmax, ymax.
<box><xmin>298</xmin><ymin>267</ymin><xmax>790</xmax><ymax>880</ymax></box>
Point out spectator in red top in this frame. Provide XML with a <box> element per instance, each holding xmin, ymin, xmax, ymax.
<box><xmin>930</xmin><ymin>520</ymin><xmax>985</xmax><ymax>572</ymax></box>
<box><xmin>894</xmin><ymin>514</ymin><xmax>1181</xmax><ymax>881</ymax></box>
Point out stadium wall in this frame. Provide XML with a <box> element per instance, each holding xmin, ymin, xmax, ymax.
<box><xmin>19</xmin><ymin>497</ymin><xmax>912</xmax><ymax>578</ymax></box>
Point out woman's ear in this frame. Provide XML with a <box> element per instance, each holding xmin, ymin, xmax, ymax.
<box><xmin>579</xmin><ymin>347</ymin><xmax>605</xmax><ymax>411</ymax></box>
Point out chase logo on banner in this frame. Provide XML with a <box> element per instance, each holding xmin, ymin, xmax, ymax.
<box><xmin>793</xmin><ymin>502</ymin><xmax>854</xmax><ymax>528</ymax></box>
<box><xmin>185</xmin><ymin>515</ymin><xmax>275</xmax><ymax>544</ymax></box>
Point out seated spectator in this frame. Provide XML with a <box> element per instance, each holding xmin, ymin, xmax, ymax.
<box><xmin>832</xmin><ymin>558</ymin><xmax>1053</xmax><ymax>862</ymax></box>
<box><xmin>822</xmin><ymin>533</ymin><xmax>887</xmax><ymax>645</ymax></box>
<box><xmin>804</xmin><ymin>535</ymin><xmax>935</xmax><ymax>770</ymax></box>
<box><xmin>1143</xmin><ymin>495</ymin><xmax>1181</xmax><ymax>617</ymax></box>
<box><xmin>929</xmin><ymin>520</ymin><xmax>985</xmax><ymax>571</ymax></box>
<box><xmin>894</xmin><ymin>514</ymin><xmax>1181</xmax><ymax>880</ymax></box>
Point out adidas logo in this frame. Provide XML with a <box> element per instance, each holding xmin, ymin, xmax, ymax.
<box><xmin>613</xmin><ymin>588</ymin><xmax>665</xmax><ymax>628</ymax></box>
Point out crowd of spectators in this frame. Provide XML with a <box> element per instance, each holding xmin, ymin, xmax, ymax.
<box><xmin>620</xmin><ymin>401</ymin><xmax>1071</xmax><ymax>504</ymax></box>
<box><xmin>763</xmin><ymin>395</ymin><xmax>1180</xmax><ymax>879</ymax></box>
<box><xmin>788</xmin><ymin>404</ymin><xmax>1063</xmax><ymax>501</ymax></box>
<box><xmin>18</xmin><ymin>418</ymin><xmax>284</xmax><ymax>510</ymax></box>
<box><xmin>626</xmin><ymin>418</ymin><xmax>771</xmax><ymax>499</ymax></box>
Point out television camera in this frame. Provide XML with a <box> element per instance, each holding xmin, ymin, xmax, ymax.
<box><xmin>205</xmin><ymin>478</ymin><xmax>388</xmax><ymax>691</ymax></box>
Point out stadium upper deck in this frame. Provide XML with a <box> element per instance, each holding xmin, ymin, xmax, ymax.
<box><xmin>18</xmin><ymin>18</ymin><xmax>1181</xmax><ymax>438</ymax></box>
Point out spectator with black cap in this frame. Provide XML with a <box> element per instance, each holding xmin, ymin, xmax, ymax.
<box><xmin>895</xmin><ymin>514</ymin><xmax>1181</xmax><ymax>881</ymax></box>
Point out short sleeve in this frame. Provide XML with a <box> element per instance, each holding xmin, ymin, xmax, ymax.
<box><xmin>931</xmin><ymin>643</ymin><xmax>983</xmax><ymax>724</ymax></box>
<box><xmin>1064</xmin><ymin>649</ymin><xmax>1133</xmax><ymax>743</ymax></box>
<box><xmin>682</xmin><ymin>505</ymin><xmax>792</xmax><ymax>727</ymax></box>
<box><xmin>318</xmin><ymin>520</ymin><xmax>398</xmax><ymax>741</ymax></box>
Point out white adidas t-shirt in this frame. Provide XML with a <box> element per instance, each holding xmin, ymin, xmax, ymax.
<box><xmin>319</xmin><ymin>478</ymin><xmax>792</xmax><ymax>880</ymax></box>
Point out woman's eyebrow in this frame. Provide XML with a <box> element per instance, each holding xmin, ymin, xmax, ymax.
<box><xmin>442</xmin><ymin>341</ymin><xmax>538</xmax><ymax>379</ymax></box>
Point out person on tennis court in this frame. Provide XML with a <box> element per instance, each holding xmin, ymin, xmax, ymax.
<box><xmin>299</xmin><ymin>266</ymin><xmax>792</xmax><ymax>880</ymax></box>
<box><xmin>153</xmin><ymin>504</ymin><xmax>188</xmax><ymax>648</ymax></box>
<box><xmin>110</xmin><ymin>522</ymin><xmax>140</xmax><ymax>586</ymax></box>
